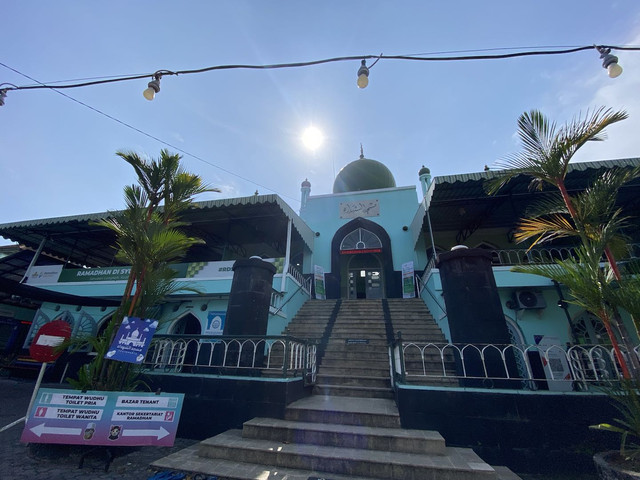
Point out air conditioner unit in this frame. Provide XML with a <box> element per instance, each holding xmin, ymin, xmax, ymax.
<box><xmin>515</xmin><ymin>290</ymin><xmax>546</xmax><ymax>309</ymax></box>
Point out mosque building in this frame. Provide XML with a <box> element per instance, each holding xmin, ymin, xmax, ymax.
<box><xmin>0</xmin><ymin>151</ymin><xmax>639</xmax><ymax>472</ymax></box>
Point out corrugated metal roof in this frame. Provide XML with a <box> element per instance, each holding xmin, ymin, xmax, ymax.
<box><xmin>422</xmin><ymin>157</ymin><xmax>640</xmax><ymax>235</ymax></box>
<box><xmin>0</xmin><ymin>194</ymin><xmax>314</xmax><ymax>268</ymax></box>
<box><xmin>433</xmin><ymin>158</ymin><xmax>640</xmax><ymax>187</ymax></box>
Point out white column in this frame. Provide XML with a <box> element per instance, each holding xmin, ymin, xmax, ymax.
<box><xmin>281</xmin><ymin>218</ymin><xmax>293</xmax><ymax>292</ymax></box>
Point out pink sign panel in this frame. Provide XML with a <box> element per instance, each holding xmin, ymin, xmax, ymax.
<box><xmin>21</xmin><ymin>388</ymin><xmax>184</xmax><ymax>447</ymax></box>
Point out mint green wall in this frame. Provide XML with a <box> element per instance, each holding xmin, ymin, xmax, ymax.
<box><xmin>267</xmin><ymin>275</ymin><xmax>310</xmax><ymax>336</ymax></box>
<box><xmin>419</xmin><ymin>267</ymin><xmax>640</xmax><ymax>346</ymax></box>
<box><xmin>301</xmin><ymin>186</ymin><xmax>423</xmax><ymax>274</ymax></box>
<box><xmin>0</xmin><ymin>304</ymin><xmax>38</xmax><ymax>322</ymax></box>
<box><xmin>36</xmin><ymin>273</ymin><xmax>309</xmax><ymax>339</ymax></box>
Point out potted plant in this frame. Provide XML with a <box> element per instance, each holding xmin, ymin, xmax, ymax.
<box><xmin>591</xmin><ymin>380</ymin><xmax>640</xmax><ymax>479</ymax></box>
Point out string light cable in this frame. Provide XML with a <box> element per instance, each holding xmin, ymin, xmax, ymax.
<box><xmin>1</xmin><ymin>44</ymin><xmax>638</xmax><ymax>103</ymax></box>
<box><xmin>0</xmin><ymin>44</ymin><xmax>636</xmax><ymax>201</ymax></box>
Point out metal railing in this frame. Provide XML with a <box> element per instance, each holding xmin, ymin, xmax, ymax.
<box><xmin>270</xmin><ymin>290</ymin><xmax>285</xmax><ymax>311</ymax></box>
<box><xmin>422</xmin><ymin>243</ymin><xmax>639</xmax><ymax>269</ymax></box>
<box><xmin>143</xmin><ymin>334</ymin><xmax>317</xmax><ymax>385</ymax></box>
<box><xmin>491</xmin><ymin>247</ymin><xmax>577</xmax><ymax>266</ymax></box>
<box><xmin>287</xmin><ymin>264</ymin><xmax>312</xmax><ymax>295</ymax></box>
<box><xmin>389</xmin><ymin>338</ymin><xmax>639</xmax><ymax>391</ymax></box>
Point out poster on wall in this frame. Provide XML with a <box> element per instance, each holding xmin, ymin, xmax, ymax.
<box><xmin>205</xmin><ymin>311</ymin><xmax>225</xmax><ymax>335</ymax></box>
<box><xmin>105</xmin><ymin>317</ymin><xmax>158</xmax><ymax>364</ymax></box>
<box><xmin>402</xmin><ymin>261</ymin><xmax>416</xmax><ymax>298</ymax></box>
<box><xmin>314</xmin><ymin>265</ymin><xmax>326</xmax><ymax>300</ymax></box>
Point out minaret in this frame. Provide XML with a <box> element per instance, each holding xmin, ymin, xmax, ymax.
<box><xmin>300</xmin><ymin>178</ymin><xmax>311</xmax><ymax>212</ymax></box>
<box><xmin>418</xmin><ymin>165</ymin><xmax>431</xmax><ymax>197</ymax></box>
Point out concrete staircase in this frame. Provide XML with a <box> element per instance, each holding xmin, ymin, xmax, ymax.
<box><xmin>314</xmin><ymin>299</ymin><xmax>393</xmax><ymax>399</ymax></box>
<box><xmin>386</xmin><ymin>298</ymin><xmax>459</xmax><ymax>387</ymax></box>
<box><xmin>151</xmin><ymin>298</ymin><xmax>520</xmax><ymax>479</ymax></box>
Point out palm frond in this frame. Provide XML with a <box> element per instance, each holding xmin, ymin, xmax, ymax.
<box><xmin>515</xmin><ymin>215</ymin><xmax>577</xmax><ymax>246</ymax></box>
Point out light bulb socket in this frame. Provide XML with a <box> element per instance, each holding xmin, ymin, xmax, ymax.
<box><xmin>597</xmin><ymin>46</ymin><xmax>622</xmax><ymax>78</ymax></box>
<box><xmin>357</xmin><ymin>59</ymin><xmax>370</xmax><ymax>88</ymax></box>
<box><xmin>601</xmin><ymin>52</ymin><xmax>619</xmax><ymax>70</ymax></box>
<box><xmin>143</xmin><ymin>75</ymin><xmax>161</xmax><ymax>101</ymax></box>
<box><xmin>0</xmin><ymin>89</ymin><xmax>6</xmax><ymax>107</ymax></box>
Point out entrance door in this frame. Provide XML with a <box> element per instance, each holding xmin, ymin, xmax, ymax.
<box><xmin>348</xmin><ymin>267</ymin><xmax>383</xmax><ymax>299</ymax></box>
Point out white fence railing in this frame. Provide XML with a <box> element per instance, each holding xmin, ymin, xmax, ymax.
<box><xmin>287</xmin><ymin>265</ymin><xmax>312</xmax><ymax>295</ymax></box>
<box><xmin>144</xmin><ymin>334</ymin><xmax>317</xmax><ymax>385</ymax></box>
<box><xmin>389</xmin><ymin>341</ymin><xmax>638</xmax><ymax>391</ymax></box>
<box><xmin>422</xmin><ymin>243</ymin><xmax>639</xmax><ymax>270</ymax></box>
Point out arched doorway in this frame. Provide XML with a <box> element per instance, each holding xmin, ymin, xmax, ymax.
<box><xmin>170</xmin><ymin>313</ymin><xmax>202</xmax><ymax>335</ymax></box>
<box><xmin>331</xmin><ymin>218</ymin><xmax>395</xmax><ymax>299</ymax></box>
<box><xmin>168</xmin><ymin>313</ymin><xmax>202</xmax><ymax>371</ymax></box>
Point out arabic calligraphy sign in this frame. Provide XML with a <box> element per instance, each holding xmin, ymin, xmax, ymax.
<box><xmin>339</xmin><ymin>199</ymin><xmax>380</xmax><ymax>219</ymax></box>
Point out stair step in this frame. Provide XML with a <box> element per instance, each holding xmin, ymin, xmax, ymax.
<box><xmin>318</xmin><ymin>367</ymin><xmax>389</xmax><ymax>377</ymax></box>
<box><xmin>315</xmin><ymin>374</ymin><xmax>390</xmax><ymax>388</ymax></box>
<box><xmin>197</xmin><ymin>429</ymin><xmax>498</xmax><ymax>480</ymax></box>
<box><xmin>242</xmin><ymin>417</ymin><xmax>446</xmax><ymax>454</ymax></box>
<box><xmin>313</xmin><ymin>384</ymin><xmax>394</xmax><ymax>399</ymax></box>
<box><xmin>151</xmin><ymin>443</ymin><xmax>380</xmax><ymax>480</ymax></box>
<box><xmin>285</xmin><ymin>396</ymin><xmax>401</xmax><ymax>428</ymax></box>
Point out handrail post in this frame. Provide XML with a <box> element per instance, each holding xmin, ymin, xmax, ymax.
<box><xmin>389</xmin><ymin>338</ymin><xmax>397</xmax><ymax>389</ymax></box>
<box><xmin>282</xmin><ymin>336</ymin><xmax>290</xmax><ymax>378</ymax></box>
<box><xmin>397</xmin><ymin>331</ymin><xmax>406</xmax><ymax>384</ymax></box>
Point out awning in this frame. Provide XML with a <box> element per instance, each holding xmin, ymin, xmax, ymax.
<box><xmin>424</xmin><ymin>158</ymin><xmax>640</xmax><ymax>234</ymax></box>
<box><xmin>0</xmin><ymin>194</ymin><xmax>314</xmax><ymax>268</ymax></box>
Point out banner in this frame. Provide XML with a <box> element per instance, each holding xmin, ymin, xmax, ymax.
<box><xmin>54</xmin><ymin>259</ymin><xmax>284</xmax><ymax>283</ymax></box>
<box><xmin>21</xmin><ymin>388</ymin><xmax>184</xmax><ymax>447</ymax></box>
<box><xmin>314</xmin><ymin>265</ymin><xmax>326</xmax><ymax>300</ymax></box>
<box><xmin>402</xmin><ymin>261</ymin><xmax>416</xmax><ymax>298</ymax></box>
<box><xmin>105</xmin><ymin>317</ymin><xmax>158</xmax><ymax>364</ymax></box>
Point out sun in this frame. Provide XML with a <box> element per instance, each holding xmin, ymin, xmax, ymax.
<box><xmin>301</xmin><ymin>126</ymin><xmax>324</xmax><ymax>151</ymax></box>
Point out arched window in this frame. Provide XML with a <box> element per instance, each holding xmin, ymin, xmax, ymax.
<box><xmin>340</xmin><ymin>228</ymin><xmax>382</xmax><ymax>252</ymax></box>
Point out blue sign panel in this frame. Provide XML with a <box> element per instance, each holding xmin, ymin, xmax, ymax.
<box><xmin>205</xmin><ymin>311</ymin><xmax>225</xmax><ymax>335</ymax></box>
<box><xmin>105</xmin><ymin>317</ymin><xmax>158</xmax><ymax>364</ymax></box>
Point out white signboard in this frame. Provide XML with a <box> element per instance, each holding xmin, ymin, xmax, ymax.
<box><xmin>339</xmin><ymin>199</ymin><xmax>380</xmax><ymax>219</ymax></box>
<box><xmin>314</xmin><ymin>265</ymin><xmax>326</xmax><ymax>300</ymax></box>
<box><xmin>26</xmin><ymin>265</ymin><xmax>63</xmax><ymax>285</ymax></box>
<box><xmin>535</xmin><ymin>335</ymin><xmax>572</xmax><ymax>392</ymax></box>
<box><xmin>402</xmin><ymin>261</ymin><xmax>416</xmax><ymax>298</ymax></box>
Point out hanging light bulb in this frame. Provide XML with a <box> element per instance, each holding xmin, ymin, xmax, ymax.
<box><xmin>357</xmin><ymin>59</ymin><xmax>369</xmax><ymax>89</ymax></box>
<box><xmin>143</xmin><ymin>74</ymin><xmax>161</xmax><ymax>101</ymax></box>
<box><xmin>0</xmin><ymin>89</ymin><xmax>7</xmax><ymax>107</ymax></box>
<box><xmin>596</xmin><ymin>46</ymin><xmax>623</xmax><ymax>78</ymax></box>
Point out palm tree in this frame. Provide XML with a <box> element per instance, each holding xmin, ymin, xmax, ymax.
<box><xmin>487</xmin><ymin>107</ymin><xmax>639</xmax><ymax>378</ymax></box>
<box><xmin>76</xmin><ymin>150</ymin><xmax>218</xmax><ymax>390</ymax></box>
<box><xmin>486</xmin><ymin>107</ymin><xmax>628</xmax><ymax>280</ymax></box>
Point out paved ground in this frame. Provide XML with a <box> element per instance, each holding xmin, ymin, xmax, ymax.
<box><xmin>0</xmin><ymin>375</ymin><xmax>597</xmax><ymax>480</ymax></box>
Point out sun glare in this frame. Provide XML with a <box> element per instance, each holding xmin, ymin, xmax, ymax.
<box><xmin>301</xmin><ymin>126</ymin><xmax>324</xmax><ymax>151</ymax></box>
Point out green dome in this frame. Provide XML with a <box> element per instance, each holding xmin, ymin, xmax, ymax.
<box><xmin>333</xmin><ymin>157</ymin><xmax>396</xmax><ymax>193</ymax></box>
<box><xmin>419</xmin><ymin>165</ymin><xmax>430</xmax><ymax>176</ymax></box>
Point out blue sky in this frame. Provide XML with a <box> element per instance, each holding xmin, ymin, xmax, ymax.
<box><xmin>1</xmin><ymin>1</ymin><xmax>639</xmax><ymax>242</ymax></box>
